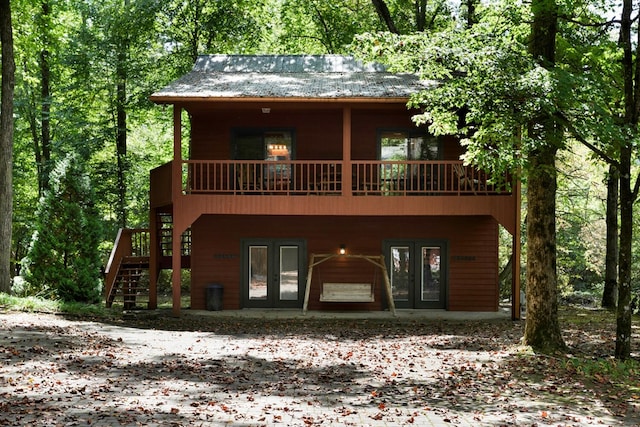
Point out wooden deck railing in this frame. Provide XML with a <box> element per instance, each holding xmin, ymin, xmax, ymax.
<box><xmin>180</xmin><ymin>160</ymin><xmax>510</xmax><ymax>196</ymax></box>
<box><xmin>352</xmin><ymin>161</ymin><xmax>505</xmax><ymax>195</ymax></box>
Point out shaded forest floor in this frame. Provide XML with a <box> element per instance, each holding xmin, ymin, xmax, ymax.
<box><xmin>0</xmin><ymin>307</ymin><xmax>638</xmax><ymax>426</ymax></box>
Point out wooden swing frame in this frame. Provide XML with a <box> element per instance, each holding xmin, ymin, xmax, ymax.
<box><xmin>302</xmin><ymin>253</ymin><xmax>396</xmax><ymax>316</ymax></box>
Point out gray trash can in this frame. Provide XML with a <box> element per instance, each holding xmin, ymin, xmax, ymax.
<box><xmin>205</xmin><ymin>284</ymin><xmax>223</xmax><ymax>311</ymax></box>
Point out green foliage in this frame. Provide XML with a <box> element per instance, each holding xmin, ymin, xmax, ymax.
<box><xmin>0</xmin><ymin>292</ymin><xmax>60</xmax><ymax>312</ymax></box>
<box><xmin>274</xmin><ymin>0</ymin><xmax>456</xmax><ymax>54</ymax></box>
<box><xmin>21</xmin><ymin>155</ymin><xmax>103</xmax><ymax>303</ymax></box>
<box><xmin>354</xmin><ymin>5</ymin><xmax>541</xmax><ymax>181</ymax></box>
<box><xmin>276</xmin><ymin>0</ymin><xmax>382</xmax><ymax>53</ymax></box>
<box><xmin>564</xmin><ymin>356</ymin><xmax>639</xmax><ymax>387</ymax></box>
<box><xmin>354</xmin><ymin>1</ymin><xmax>627</xmax><ymax>183</ymax></box>
<box><xmin>556</xmin><ymin>143</ymin><xmax>607</xmax><ymax>293</ymax></box>
<box><xmin>159</xmin><ymin>0</ymin><xmax>269</xmax><ymax>72</ymax></box>
<box><xmin>121</xmin><ymin>113</ymin><xmax>174</xmax><ymax>227</ymax></box>
<box><xmin>0</xmin><ymin>292</ymin><xmax>110</xmax><ymax>316</ymax></box>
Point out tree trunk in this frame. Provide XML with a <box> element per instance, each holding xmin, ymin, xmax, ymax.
<box><xmin>39</xmin><ymin>0</ymin><xmax>52</xmax><ymax>192</ymax></box>
<box><xmin>523</xmin><ymin>0</ymin><xmax>566</xmax><ymax>353</ymax></box>
<box><xmin>465</xmin><ymin>0</ymin><xmax>478</xmax><ymax>28</ymax></box>
<box><xmin>371</xmin><ymin>0</ymin><xmax>399</xmax><ymax>34</ymax></box>
<box><xmin>498</xmin><ymin>252</ymin><xmax>513</xmax><ymax>288</ymax></box>
<box><xmin>116</xmin><ymin>57</ymin><xmax>127</xmax><ymax>228</ymax></box>
<box><xmin>415</xmin><ymin>0</ymin><xmax>426</xmax><ymax>31</ymax></box>
<box><xmin>523</xmin><ymin>144</ymin><xmax>565</xmax><ymax>352</ymax></box>
<box><xmin>115</xmin><ymin>0</ymin><xmax>130</xmax><ymax>228</ymax></box>
<box><xmin>0</xmin><ymin>0</ymin><xmax>16</xmax><ymax>294</ymax></box>
<box><xmin>616</xmin><ymin>146</ymin><xmax>633</xmax><ymax>359</ymax></box>
<box><xmin>615</xmin><ymin>0</ymin><xmax>636</xmax><ymax>361</ymax></box>
<box><xmin>602</xmin><ymin>164</ymin><xmax>618</xmax><ymax>309</ymax></box>
<box><xmin>189</xmin><ymin>0</ymin><xmax>202</xmax><ymax>65</ymax></box>
<box><xmin>529</xmin><ymin>0</ymin><xmax>557</xmax><ymax>65</ymax></box>
<box><xmin>26</xmin><ymin>95</ymin><xmax>45</xmax><ymax>197</ymax></box>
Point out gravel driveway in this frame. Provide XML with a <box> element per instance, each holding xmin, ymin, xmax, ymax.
<box><xmin>0</xmin><ymin>310</ymin><xmax>636</xmax><ymax>426</ymax></box>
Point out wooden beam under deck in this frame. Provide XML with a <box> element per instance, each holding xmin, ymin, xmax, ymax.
<box><xmin>172</xmin><ymin>193</ymin><xmax>518</xmax><ymax>235</ymax></box>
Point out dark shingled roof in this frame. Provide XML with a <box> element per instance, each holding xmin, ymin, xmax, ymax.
<box><xmin>150</xmin><ymin>54</ymin><xmax>432</xmax><ymax>102</ymax></box>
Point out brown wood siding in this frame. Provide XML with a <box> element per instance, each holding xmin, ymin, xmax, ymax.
<box><xmin>190</xmin><ymin>109</ymin><xmax>346</xmax><ymax>160</ymax></box>
<box><xmin>190</xmin><ymin>106</ymin><xmax>435</xmax><ymax>161</ymax></box>
<box><xmin>448</xmin><ymin>219</ymin><xmax>499</xmax><ymax>311</ymax></box>
<box><xmin>189</xmin><ymin>215</ymin><xmax>499</xmax><ymax>311</ymax></box>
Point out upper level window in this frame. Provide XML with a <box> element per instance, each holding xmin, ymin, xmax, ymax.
<box><xmin>233</xmin><ymin>129</ymin><xmax>294</xmax><ymax>161</ymax></box>
<box><xmin>379</xmin><ymin>130</ymin><xmax>441</xmax><ymax>161</ymax></box>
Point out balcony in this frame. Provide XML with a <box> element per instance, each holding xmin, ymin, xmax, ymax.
<box><xmin>177</xmin><ymin>160</ymin><xmax>509</xmax><ymax>196</ymax></box>
<box><xmin>150</xmin><ymin>159</ymin><xmax>516</xmax><ymax>230</ymax></box>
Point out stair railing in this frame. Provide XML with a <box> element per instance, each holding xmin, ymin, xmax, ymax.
<box><xmin>104</xmin><ymin>228</ymin><xmax>150</xmax><ymax>304</ymax></box>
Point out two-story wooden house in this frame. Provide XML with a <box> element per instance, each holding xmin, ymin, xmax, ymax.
<box><xmin>105</xmin><ymin>55</ymin><xmax>521</xmax><ymax>318</ymax></box>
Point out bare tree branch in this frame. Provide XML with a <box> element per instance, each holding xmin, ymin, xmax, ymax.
<box><xmin>554</xmin><ymin>112</ymin><xmax>619</xmax><ymax>168</ymax></box>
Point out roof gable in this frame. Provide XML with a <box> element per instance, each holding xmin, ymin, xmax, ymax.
<box><xmin>151</xmin><ymin>54</ymin><xmax>432</xmax><ymax>103</ymax></box>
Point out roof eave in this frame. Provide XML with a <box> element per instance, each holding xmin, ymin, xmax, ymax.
<box><xmin>149</xmin><ymin>96</ymin><xmax>412</xmax><ymax>105</ymax></box>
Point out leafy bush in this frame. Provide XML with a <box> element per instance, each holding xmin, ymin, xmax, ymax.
<box><xmin>21</xmin><ymin>155</ymin><xmax>103</xmax><ymax>303</ymax></box>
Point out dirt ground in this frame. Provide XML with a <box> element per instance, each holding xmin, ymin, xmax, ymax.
<box><xmin>0</xmin><ymin>309</ymin><xmax>638</xmax><ymax>426</ymax></box>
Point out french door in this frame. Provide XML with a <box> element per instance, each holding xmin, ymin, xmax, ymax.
<box><xmin>242</xmin><ymin>239</ymin><xmax>305</xmax><ymax>308</ymax></box>
<box><xmin>384</xmin><ymin>240</ymin><xmax>447</xmax><ymax>309</ymax></box>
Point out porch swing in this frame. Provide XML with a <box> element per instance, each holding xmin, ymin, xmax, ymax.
<box><xmin>302</xmin><ymin>253</ymin><xmax>397</xmax><ymax>316</ymax></box>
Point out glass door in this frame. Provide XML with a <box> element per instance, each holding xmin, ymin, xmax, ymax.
<box><xmin>385</xmin><ymin>240</ymin><xmax>447</xmax><ymax>309</ymax></box>
<box><xmin>243</xmin><ymin>239</ymin><xmax>305</xmax><ymax>308</ymax></box>
<box><xmin>379</xmin><ymin>130</ymin><xmax>442</xmax><ymax>192</ymax></box>
<box><xmin>233</xmin><ymin>129</ymin><xmax>294</xmax><ymax>191</ymax></box>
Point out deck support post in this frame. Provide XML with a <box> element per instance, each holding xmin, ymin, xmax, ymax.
<box><xmin>342</xmin><ymin>106</ymin><xmax>352</xmax><ymax>196</ymax></box>
<box><xmin>148</xmin><ymin>209</ymin><xmax>158</xmax><ymax>309</ymax></box>
<box><xmin>171</xmin><ymin>225</ymin><xmax>182</xmax><ymax>317</ymax></box>
<box><xmin>171</xmin><ymin>106</ymin><xmax>183</xmax><ymax>317</ymax></box>
<box><xmin>511</xmin><ymin>174</ymin><xmax>522</xmax><ymax>320</ymax></box>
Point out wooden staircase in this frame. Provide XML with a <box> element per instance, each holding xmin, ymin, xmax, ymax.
<box><xmin>104</xmin><ymin>213</ymin><xmax>191</xmax><ymax>309</ymax></box>
<box><xmin>105</xmin><ymin>228</ymin><xmax>151</xmax><ymax>309</ymax></box>
<box><xmin>105</xmin><ymin>212</ymin><xmax>191</xmax><ymax>310</ymax></box>
<box><xmin>106</xmin><ymin>256</ymin><xmax>151</xmax><ymax>309</ymax></box>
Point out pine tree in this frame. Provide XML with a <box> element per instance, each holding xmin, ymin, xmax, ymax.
<box><xmin>22</xmin><ymin>155</ymin><xmax>102</xmax><ymax>302</ymax></box>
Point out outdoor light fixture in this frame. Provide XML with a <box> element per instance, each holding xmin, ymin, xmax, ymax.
<box><xmin>261</xmin><ymin>107</ymin><xmax>271</xmax><ymax>114</ymax></box>
<box><xmin>339</xmin><ymin>244</ymin><xmax>346</xmax><ymax>255</ymax></box>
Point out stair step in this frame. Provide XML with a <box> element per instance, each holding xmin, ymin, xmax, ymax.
<box><xmin>122</xmin><ymin>256</ymin><xmax>150</xmax><ymax>265</ymax></box>
<box><xmin>117</xmin><ymin>270</ymin><xmax>146</xmax><ymax>276</ymax></box>
<box><xmin>107</xmin><ymin>254</ymin><xmax>151</xmax><ymax>308</ymax></box>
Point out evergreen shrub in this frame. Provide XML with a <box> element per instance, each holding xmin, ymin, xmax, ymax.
<box><xmin>22</xmin><ymin>155</ymin><xmax>103</xmax><ymax>303</ymax></box>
